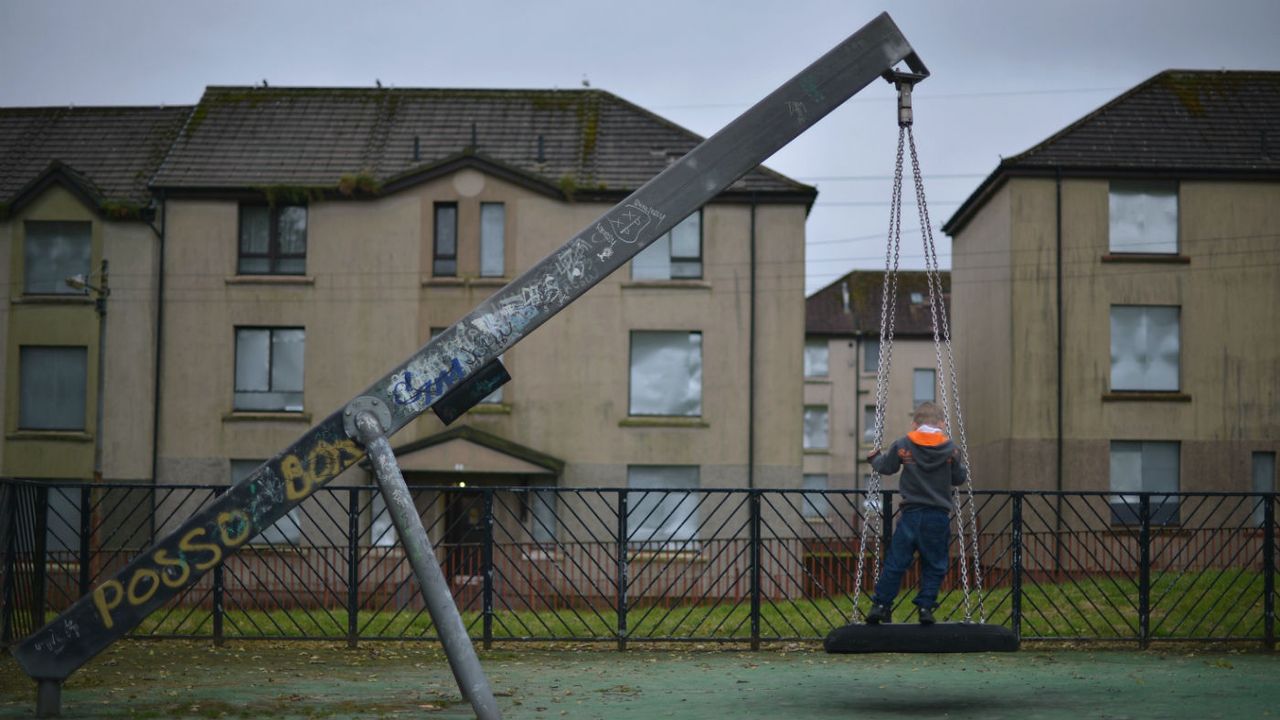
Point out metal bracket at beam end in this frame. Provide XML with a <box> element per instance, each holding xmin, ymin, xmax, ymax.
<box><xmin>342</xmin><ymin>396</ymin><xmax>392</xmax><ymax>440</ymax></box>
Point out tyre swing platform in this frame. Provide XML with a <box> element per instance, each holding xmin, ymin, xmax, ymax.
<box><xmin>824</xmin><ymin>621</ymin><xmax>1019</xmax><ymax>654</ymax></box>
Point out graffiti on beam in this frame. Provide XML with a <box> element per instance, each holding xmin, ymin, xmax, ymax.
<box><xmin>391</xmin><ymin>356</ymin><xmax>468</xmax><ymax>409</ymax></box>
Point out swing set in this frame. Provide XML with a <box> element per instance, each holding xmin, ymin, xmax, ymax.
<box><xmin>824</xmin><ymin>74</ymin><xmax>1017</xmax><ymax>654</ymax></box>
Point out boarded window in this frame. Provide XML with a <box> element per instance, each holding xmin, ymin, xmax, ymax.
<box><xmin>25</xmin><ymin>221</ymin><xmax>92</xmax><ymax>294</ymax></box>
<box><xmin>627</xmin><ymin>465</ymin><xmax>699</xmax><ymax>549</ymax></box>
<box><xmin>803</xmin><ymin>406</ymin><xmax>829</xmax><ymax>450</ymax></box>
<box><xmin>1109</xmin><ymin>181</ymin><xmax>1177</xmax><ymax>254</ymax></box>
<box><xmin>804</xmin><ymin>338</ymin><xmax>829</xmax><ymax>378</ymax></box>
<box><xmin>629</xmin><ymin>331</ymin><xmax>702</xmax><ymax>416</ymax></box>
<box><xmin>20</xmin><ymin>346</ymin><xmax>87</xmax><ymax>430</ymax></box>
<box><xmin>1110</xmin><ymin>306</ymin><xmax>1179</xmax><ymax>391</ymax></box>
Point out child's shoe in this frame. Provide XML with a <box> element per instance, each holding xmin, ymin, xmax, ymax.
<box><xmin>865</xmin><ymin>603</ymin><xmax>891</xmax><ymax>625</ymax></box>
<box><xmin>917</xmin><ymin>606</ymin><xmax>936</xmax><ymax>625</ymax></box>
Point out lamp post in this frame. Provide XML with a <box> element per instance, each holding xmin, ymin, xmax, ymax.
<box><xmin>65</xmin><ymin>259</ymin><xmax>109</xmax><ymax>485</ymax></box>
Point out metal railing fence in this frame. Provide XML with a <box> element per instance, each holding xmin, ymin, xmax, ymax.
<box><xmin>1</xmin><ymin>479</ymin><xmax>1275</xmax><ymax>649</ymax></box>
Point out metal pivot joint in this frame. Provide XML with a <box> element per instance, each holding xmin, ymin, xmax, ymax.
<box><xmin>351</xmin><ymin>410</ymin><xmax>502</xmax><ymax>720</ymax></box>
<box><xmin>885</xmin><ymin>70</ymin><xmax>926</xmax><ymax>128</ymax></box>
<box><xmin>342</xmin><ymin>396</ymin><xmax>392</xmax><ymax>439</ymax></box>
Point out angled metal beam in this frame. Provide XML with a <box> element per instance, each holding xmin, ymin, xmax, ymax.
<box><xmin>14</xmin><ymin>11</ymin><xmax>927</xmax><ymax>684</ymax></box>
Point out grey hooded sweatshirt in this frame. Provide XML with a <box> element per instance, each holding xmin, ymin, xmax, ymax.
<box><xmin>869</xmin><ymin>427</ymin><xmax>968</xmax><ymax>511</ymax></box>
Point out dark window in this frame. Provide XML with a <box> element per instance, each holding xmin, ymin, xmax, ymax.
<box><xmin>19</xmin><ymin>346</ymin><xmax>87</xmax><ymax>430</ymax></box>
<box><xmin>863</xmin><ymin>338</ymin><xmax>880</xmax><ymax>373</ymax></box>
<box><xmin>25</xmin><ymin>221</ymin><xmax>91</xmax><ymax>294</ymax></box>
<box><xmin>238</xmin><ymin>205</ymin><xmax>307</xmax><ymax>275</ymax></box>
<box><xmin>434</xmin><ymin>203</ymin><xmax>458</xmax><ymax>276</ymax></box>
<box><xmin>234</xmin><ymin>327</ymin><xmax>305</xmax><ymax>411</ymax></box>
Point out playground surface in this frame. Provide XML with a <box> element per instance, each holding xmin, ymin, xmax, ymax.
<box><xmin>1</xmin><ymin>641</ymin><xmax>1276</xmax><ymax>719</ymax></box>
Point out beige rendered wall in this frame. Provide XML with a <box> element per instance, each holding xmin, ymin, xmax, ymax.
<box><xmin>951</xmin><ymin>182</ymin><xmax>1014</xmax><ymax>489</ymax></box>
<box><xmin>158</xmin><ymin>171</ymin><xmax>806</xmax><ymax>499</ymax></box>
<box><xmin>2</xmin><ymin>185</ymin><xmax>158</xmax><ymax>481</ymax></box>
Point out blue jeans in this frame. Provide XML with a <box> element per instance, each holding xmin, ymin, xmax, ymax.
<box><xmin>872</xmin><ymin>506</ymin><xmax>950</xmax><ymax>609</ymax></box>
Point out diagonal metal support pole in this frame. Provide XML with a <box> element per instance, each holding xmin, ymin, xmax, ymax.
<box><xmin>349</xmin><ymin>404</ymin><xmax>501</xmax><ymax>720</ymax></box>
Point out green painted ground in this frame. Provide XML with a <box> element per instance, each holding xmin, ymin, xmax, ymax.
<box><xmin>1</xmin><ymin>641</ymin><xmax>1277</xmax><ymax>719</ymax></box>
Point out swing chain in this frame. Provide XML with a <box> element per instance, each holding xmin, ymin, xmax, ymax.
<box><xmin>907</xmin><ymin>126</ymin><xmax>987</xmax><ymax>622</ymax></box>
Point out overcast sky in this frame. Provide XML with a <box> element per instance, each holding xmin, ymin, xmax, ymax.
<box><xmin>3</xmin><ymin>0</ymin><xmax>1278</xmax><ymax>295</ymax></box>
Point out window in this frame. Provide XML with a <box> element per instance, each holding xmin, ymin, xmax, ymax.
<box><xmin>629</xmin><ymin>331</ymin><xmax>702</xmax><ymax>416</ymax></box>
<box><xmin>44</xmin><ymin>485</ymin><xmax>82</xmax><ymax>553</ymax></box>
<box><xmin>863</xmin><ymin>338</ymin><xmax>880</xmax><ymax>373</ymax></box>
<box><xmin>529</xmin><ymin>488</ymin><xmax>557</xmax><ymax>545</ymax></box>
<box><xmin>1110</xmin><ymin>441</ymin><xmax>1179</xmax><ymax>525</ymax></box>
<box><xmin>1111</xmin><ymin>306</ymin><xmax>1180</xmax><ymax>391</ymax></box>
<box><xmin>1253</xmin><ymin>452</ymin><xmax>1276</xmax><ymax>528</ymax></box>
<box><xmin>803</xmin><ymin>405</ymin><xmax>829</xmax><ymax>450</ymax></box>
<box><xmin>480</xmin><ymin>203</ymin><xmax>505</xmax><ymax>277</ymax></box>
<box><xmin>433</xmin><ymin>203</ymin><xmax>458</xmax><ymax>276</ymax></box>
<box><xmin>802</xmin><ymin>474</ymin><xmax>830</xmax><ymax>519</ymax></box>
<box><xmin>25</xmin><ymin>221</ymin><xmax>91</xmax><ymax>294</ymax></box>
<box><xmin>1109</xmin><ymin>181</ymin><xmax>1177</xmax><ymax>254</ymax></box>
<box><xmin>631</xmin><ymin>210</ymin><xmax>702</xmax><ymax>280</ymax></box>
<box><xmin>913</xmin><ymin>369</ymin><xmax>936</xmax><ymax>408</ymax></box>
<box><xmin>862</xmin><ymin>405</ymin><xmax>877</xmax><ymax>445</ymax></box>
<box><xmin>238</xmin><ymin>205</ymin><xmax>306</xmax><ymax>275</ymax></box>
<box><xmin>804</xmin><ymin>338</ymin><xmax>829</xmax><ymax>378</ymax></box>
<box><xmin>19</xmin><ymin>346</ymin><xmax>87</xmax><ymax>430</ymax></box>
<box><xmin>627</xmin><ymin>465</ymin><xmax>699</xmax><ymax>549</ymax></box>
<box><xmin>231</xmin><ymin>460</ymin><xmax>302</xmax><ymax>544</ymax></box>
<box><xmin>234</xmin><ymin>328</ymin><xmax>305</xmax><ymax>411</ymax></box>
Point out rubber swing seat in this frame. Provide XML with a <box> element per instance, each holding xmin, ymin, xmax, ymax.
<box><xmin>823</xmin><ymin>621</ymin><xmax>1019</xmax><ymax>654</ymax></box>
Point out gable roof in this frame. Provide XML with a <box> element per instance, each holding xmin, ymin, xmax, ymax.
<box><xmin>943</xmin><ymin>70</ymin><xmax>1280</xmax><ymax>235</ymax></box>
<box><xmin>388</xmin><ymin>425</ymin><xmax>564</xmax><ymax>476</ymax></box>
<box><xmin>0</xmin><ymin>105</ymin><xmax>192</xmax><ymax>218</ymax></box>
<box><xmin>151</xmin><ymin>86</ymin><xmax>815</xmax><ymax>205</ymax></box>
<box><xmin>806</xmin><ymin>269</ymin><xmax>950</xmax><ymax>338</ymax></box>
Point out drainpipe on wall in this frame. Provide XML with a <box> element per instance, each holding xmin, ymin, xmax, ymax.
<box><xmin>1055</xmin><ymin>169</ymin><xmax>1064</xmax><ymax>574</ymax></box>
<box><xmin>748</xmin><ymin>196</ymin><xmax>757</xmax><ymax>489</ymax></box>
<box><xmin>150</xmin><ymin>192</ymin><xmax>166</xmax><ymax>540</ymax></box>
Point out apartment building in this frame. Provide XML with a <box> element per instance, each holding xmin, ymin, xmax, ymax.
<box><xmin>942</xmin><ymin>70</ymin><xmax>1280</xmax><ymax>525</ymax></box>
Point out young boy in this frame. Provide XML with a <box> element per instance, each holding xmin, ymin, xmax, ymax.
<box><xmin>864</xmin><ymin>401</ymin><xmax>967</xmax><ymax>625</ymax></box>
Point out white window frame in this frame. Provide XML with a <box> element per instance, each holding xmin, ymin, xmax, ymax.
<box><xmin>234</xmin><ymin>327</ymin><xmax>306</xmax><ymax>412</ymax></box>
<box><xmin>630</xmin><ymin>209</ymin><xmax>702</xmax><ymax>280</ymax></box>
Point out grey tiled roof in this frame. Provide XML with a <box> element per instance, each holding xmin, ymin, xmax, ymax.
<box><xmin>944</xmin><ymin>70</ymin><xmax>1280</xmax><ymax>234</ymax></box>
<box><xmin>806</xmin><ymin>270</ymin><xmax>950</xmax><ymax>338</ymax></box>
<box><xmin>0</xmin><ymin>106</ymin><xmax>192</xmax><ymax>209</ymax></box>
<box><xmin>152</xmin><ymin>87</ymin><xmax>814</xmax><ymax>199</ymax></box>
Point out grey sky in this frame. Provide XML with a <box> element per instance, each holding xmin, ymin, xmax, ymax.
<box><xmin>3</xmin><ymin>0</ymin><xmax>1278</xmax><ymax>295</ymax></box>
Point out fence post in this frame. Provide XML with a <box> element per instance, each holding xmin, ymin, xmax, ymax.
<box><xmin>212</xmin><ymin>487</ymin><xmax>225</xmax><ymax>647</ymax></box>
<box><xmin>482</xmin><ymin>489</ymin><xmax>494</xmax><ymax>651</ymax></box>
<box><xmin>881</xmin><ymin>491</ymin><xmax>895</xmax><ymax>564</ymax></box>
<box><xmin>79</xmin><ymin>486</ymin><xmax>92</xmax><ymax>599</ymax></box>
<box><xmin>33</xmin><ymin>485</ymin><xmax>48</xmax><ymax>631</ymax></box>
<box><xmin>1011</xmin><ymin>493</ymin><xmax>1023</xmax><ymax>642</ymax></box>
<box><xmin>616</xmin><ymin>490</ymin><xmax>628</xmax><ymax>651</ymax></box>
<box><xmin>347</xmin><ymin>488</ymin><xmax>360</xmax><ymax>649</ymax></box>
<box><xmin>1</xmin><ymin>483</ymin><xmax>17</xmax><ymax>644</ymax></box>
<box><xmin>1138</xmin><ymin>493</ymin><xmax>1151</xmax><ymax>650</ymax></box>
<box><xmin>1264</xmin><ymin>493</ymin><xmax>1275</xmax><ymax>652</ymax></box>
<box><xmin>749</xmin><ymin>490</ymin><xmax>761</xmax><ymax>651</ymax></box>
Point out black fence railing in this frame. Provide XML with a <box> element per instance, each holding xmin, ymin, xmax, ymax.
<box><xmin>1</xmin><ymin>479</ymin><xmax>1275</xmax><ymax>649</ymax></box>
